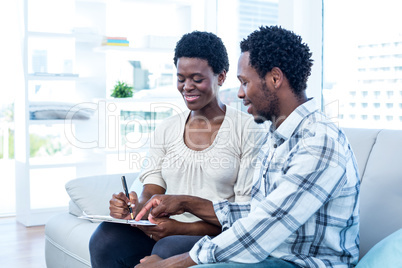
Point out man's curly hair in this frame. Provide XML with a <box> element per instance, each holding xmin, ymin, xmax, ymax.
<box><xmin>240</xmin><ymin>26</ymin><xmax>313</xmax><ymax>95</ymax></box>
<box><xmin>174</xmin><ymin>31</ymin><xmax>229</xmax><ymax>75</ymax></box>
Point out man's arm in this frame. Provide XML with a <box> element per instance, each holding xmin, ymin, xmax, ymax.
<box><xmin>135</xmin><ymin>195</ymin><xmax>221</xmax><ymax>227</ymax></box>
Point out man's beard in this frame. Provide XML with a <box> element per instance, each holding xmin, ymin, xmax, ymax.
<box><xmin>254</xmin><ymin>81</ymin><xmax>279</xmax><ymax>124</ymax></box>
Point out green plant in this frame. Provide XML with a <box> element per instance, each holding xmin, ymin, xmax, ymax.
<box><xmin>111</xmin><ymin>81</ymin><xmax>134</xmax><ymax>98</ymax></box>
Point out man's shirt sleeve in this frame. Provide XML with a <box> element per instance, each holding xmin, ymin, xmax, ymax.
<box><xmin>213</xmin><ymin>200</ymin><xmax>251</xmax><ymax>231</ymax></box>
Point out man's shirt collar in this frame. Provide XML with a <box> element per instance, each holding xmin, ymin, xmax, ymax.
<box><xmin>269</xmin><ymin>98</ymin><xmax>318</xmax><ymax>144</ymax></box>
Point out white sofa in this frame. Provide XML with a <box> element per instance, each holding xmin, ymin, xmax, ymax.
<box><xmin>45</xmin><ymin>128</ymin><xmax>402</xmax><ymax>267</ymax></box>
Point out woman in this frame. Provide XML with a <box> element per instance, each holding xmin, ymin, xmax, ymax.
<box><xmin>89</xmin><ymin>31</ymin><xmax>265</xmax><ymax>268</ymax></box>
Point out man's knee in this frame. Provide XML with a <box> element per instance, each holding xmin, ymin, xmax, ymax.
<box><xmin>152</xmin><ymin>235</ymin><xmax>203</xmax><ymax>259</ymax></box>
<box><xmin>152</xmin><ymin>236</ymin><xmax>177</xmax><ymax>259</ymax></box>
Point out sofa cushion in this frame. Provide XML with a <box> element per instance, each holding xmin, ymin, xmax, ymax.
<box><xmin>45</xmin><ymin>213</ymin><xmax>99</xmax><ymax>268</ymax></box>
<box><xmin>358</xmin><ymin>129</ymin><xmax>402</xmax><ymax>258</ymax></box>
<box><xmin>342</xmin><ymin>128</ymin><xmax>380</xmax><ymax>178</ymax></box>
<box><xmin>65</xmin><ymin>173</ymin><xmax>139</xmax><ymax>216</ymax></box>
<box><xmin>356</xmin><ymin>228</ymin><xmax>402</xmax><ymax>268</ymax></box>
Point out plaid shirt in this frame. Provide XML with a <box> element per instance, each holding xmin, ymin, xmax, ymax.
<box><xmin>189</xmin><ymin>99</ymin><xmax>360</xmax><ymax>267</ymax></box>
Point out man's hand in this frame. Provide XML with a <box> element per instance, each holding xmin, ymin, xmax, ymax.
<box><xmin>136</xmin><ymin>255</ymin><xmax>163</xmax><ymax>268</ymax></box>
<box><xmin>109</xmin><ymin>191</ymin><xmax>138</xmax><ymax>220</ymax></box>
<box><xmin>135</xmin><ymin>195</ymin><xmax>187</xmax><ymax>222</ymax></box>
<box><xmin>136</xmin><ymin>217</ymin><xmax>180</xmax><ymax>241</ymax></box>
<box><xmin>135</xmin><ymin>253</ymin><xmax>196</xmax><ymax>268</ymax></box>
<box><xmin>135</xmin><ymin>194</ymin><xmax>220</xmax><ymax>227</ymax></box>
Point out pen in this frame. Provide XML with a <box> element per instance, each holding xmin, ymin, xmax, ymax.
<box><xmin>121</xmin><ymin>176</ymin><xmax>134</xmax><ymax>220</ymax></box>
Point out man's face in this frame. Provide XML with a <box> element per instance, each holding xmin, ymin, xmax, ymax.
<box><xmin>237</xmin><ymin>52</ymin><xmax>279</xmax><ymax>124</ymax></box>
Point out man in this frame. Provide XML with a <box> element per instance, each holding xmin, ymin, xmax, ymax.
<box><xmin>134</xmin><ymin>26</ymin><xmax>360</xmax><ymax>268</ymax></box>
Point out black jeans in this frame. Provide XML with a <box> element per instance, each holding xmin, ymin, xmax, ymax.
<box><xmin>89</xmin><ymin>222</ymin><xmax>203</xmax><ymax>267</ymax></box>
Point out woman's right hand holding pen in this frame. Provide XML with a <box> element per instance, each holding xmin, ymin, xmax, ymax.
<box><xmin>109</xmin><ymin>191</ymin><xmax>138</xmax><ymax>220</ymax></box>
<box><xmin>110</xmin><ymin>184</ymin><xmax>166</xmax><ymax>220</ymax></box>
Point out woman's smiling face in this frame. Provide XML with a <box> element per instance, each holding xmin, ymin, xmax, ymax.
<box><xmin>176</xmin><ymin>57</ymin><xmax>223</xmax><ymax>111</ymax></box>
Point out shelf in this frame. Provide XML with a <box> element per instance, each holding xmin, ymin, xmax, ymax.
<box><xmin>29</xmin><ymin>119</ymin><xmax>91</xmax><ymax>125</ymax></box>
<box><xmin>94</xmin><ymin>46</ymin><xmax>172</xmax><ymax>54</ymax></box>
<box><xmin>27</xmin><ymin>73</ymin><xmax>80</xmax><ymax>81</ymax></box>
<box><xmin>29</xmin><ymin>156</ymin><xmax>103</xmax><ymax>169</ymax></box>
<box><xmin>76</xmin><ymin>0</ymin><xmax>107</xmax><ymax>3</ymax></box>
<box><xmin>28</xmin><ymin>31</ymin><xmax>75</xmax><ymax>38</ymax></box>
<box><xmin>17</xmin><ymin>0</ymin><xmax>108</xmax><ymax>227</ymax></box>
<box><xmin>29</xmin><ymin>119</ymin><xmax>68</xmax><ymax>125</ymax></box>
<box><xmin>28</xmin><ymin>31</ymin><xmax>102</xmax><ymax>43</ymax></box>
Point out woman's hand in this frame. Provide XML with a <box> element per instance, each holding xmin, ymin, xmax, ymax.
<box><xmin>109</xmin><ymin>191</ymin><xmax>138</xmax><ymax>219</ymax></box>
<box><xmin>109</xmin><ymin>184</ymin><xmax>166</xmax><ymax>220</ymax></box>
<box><xmin>136</xmin><ymin>217</ymin><xmax>181</xmax><ymax>241</ymax></box>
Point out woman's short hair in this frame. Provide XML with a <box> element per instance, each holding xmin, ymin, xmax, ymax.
<box><xmin>174</xmin><ymin>31</ymin><xmax>229</xmax><ymax>75</ymax></box>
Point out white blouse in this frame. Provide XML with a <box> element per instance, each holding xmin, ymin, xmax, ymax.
<box><xmin>138</xmin><ymin>105</ymin><xmax>266</xmax><ymax>222</ymax></box>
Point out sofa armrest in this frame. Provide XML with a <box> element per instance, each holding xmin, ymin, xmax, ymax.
<box><xmin>65</xmin><ymin>172</ymin><xmax>140</xmax><ymax>216</ymax></box>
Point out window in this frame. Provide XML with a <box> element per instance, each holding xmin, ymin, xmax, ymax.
<box><xmin>217</xmin><ymin>0</ymin><xmax>279</xmax><ymax>90</ymax></box>
<box><xmin>323</xmin><ymin>0</ymin><xmax>402</xmax><ymax>130</ymax></box>
<box><xmin>1</xmin><ymin>0</ymin><xmax>282</xmax><ymax>217</ymax></box>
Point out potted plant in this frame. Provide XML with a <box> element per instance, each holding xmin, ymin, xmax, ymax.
<box><xmin>111</xmin><ymin>81</ymin><xmax>134</xmax><ymax>98</ymax></box>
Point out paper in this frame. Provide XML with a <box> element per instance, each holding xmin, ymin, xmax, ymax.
<box><xmin>79</xmin><ymin>214</ymin><xmax>156</xmax><ymax>226</ymax></box>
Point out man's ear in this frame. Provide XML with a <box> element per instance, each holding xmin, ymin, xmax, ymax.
<box><xmin>270</xmin><ymin>67</ymin><xmax>283</xmax><ymax>89</ymax></box>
